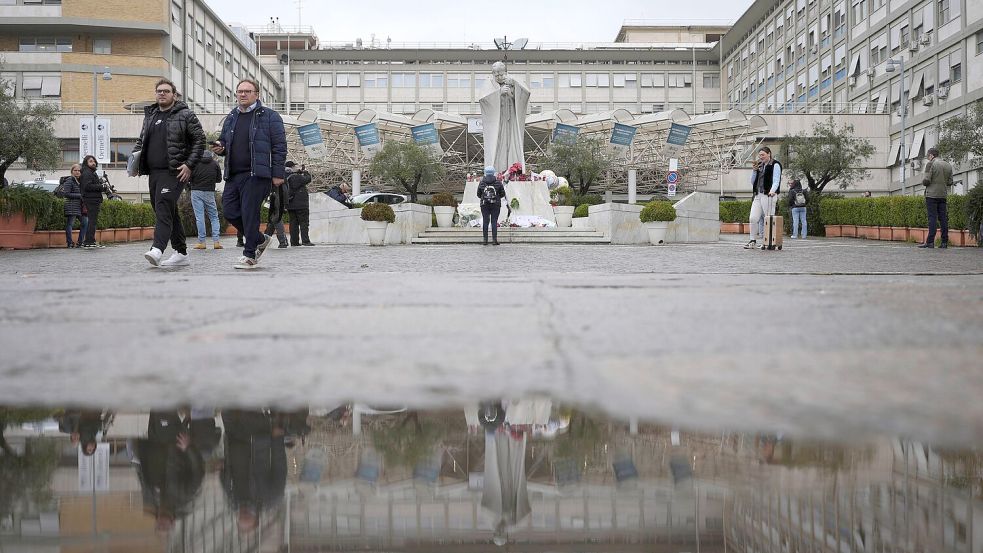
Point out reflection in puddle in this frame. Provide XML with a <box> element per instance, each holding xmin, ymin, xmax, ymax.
<box><xmin>1</xmin><ymin>400</ymin><xmax>980</xmax><ymax>552</ymax></box>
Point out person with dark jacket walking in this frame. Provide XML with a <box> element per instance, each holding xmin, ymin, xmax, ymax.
<box><xmin>285</xmin><ymin>161</ymin><xmax>314</xmax><ymax>246</ymax></box>
<box><xmin>211</xmin><ymin>78</ymin><xmax>287</xmax><ymax>270</ymax></box>
<box><xmin>326</xmin><ymin>183</ymin><xmax>353</xmax><ymax>208</ymax></box>
<box><xmin>787</xmin><ymin>179</ymin><xmax>808</xmax><ymax>239</ymax></box>
<box><xmin>135</xmin><ymin>411</ymin><xmax>205</xmax><ymax>533</ymax></box>
<box><xmin>919</xmin><ymin>147</ymin><xmax>953</xmax><ymax>248</ymax></box>
<box><xmin>60</xmin><ymin>164</ymin><xmax>85</xmax><ymax>247</ymax></box>
<box><xmin>133</xmin><ymin>78</ymin><xmax>206</xmax><ymax>267</ymax></box>
<box><xmin>189</xmin><ymin>150</ymin><xmax>223</xmax><ymax>250</ymax></box>
<box><xmin>80</xmin><ymin>155</ymin><xmax>104</xmax><ymax>248</ymax></box>
<box><xmin>220</xmin><ymin>410</ymin><xmax>289</xmax><ymax>532</ymax></box>
<box><xmin>477</xmin><ymin>166</ymin><xmax>506</xmax><ymax>245</ymax></box>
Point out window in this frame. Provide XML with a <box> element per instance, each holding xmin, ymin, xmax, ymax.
<box><xmin>364</xmin><ymin>73</ymin><xmax>388</xmax><ymax>88</ymax></box>
<box><xmin>705</xmin><ymin>33</ymin><xmax>723</xmax><ymax>42</ymax></box>
<box><xmin>215</xmin><ymin>42</ymin><xmax>223</xmax><ymax>61</ymax></box>
<box><xmin>195</xmin><ymin>64</ymin><xmax>204</xmax><ymax>82</ymax></box>
<box><xmin>852</xmin><ymin>0</ymin><xmax>867</xmax><ymax>22</ymax></box>
<box><xmin>92</xmin><ymin>38</ymin><xmax>111</xmax><ymax>54</ymax></box>
<box><xmin>667</xmin><ymin>73</ymin><xmax>692</xmax><ymax>88</ymax></box>
<box><xmin>703</xmin><ymin>102</ymin><xmax>721</xmax><ymax>113</ymax></box>
<box><xmin>640</xmin><ymin>73</ymin><xmax>664</xmax><ymax>87</ymax></box>
<box><xmin>19</xmin><ymin>37</ymin><xmax>72</xmax><ymax>52</ymax></box>
<box><xmin>419</xmin><ymin>73</ymin><xmax>443</xmax><ymax>88</ymax></box>
<box><xmin>171</xmin><ymin>1</ymin><xmax>181</xmax><ymax>24</ymax></box>
<box><xmin>612</xmin><ymin>73</ymin><xmax>636</xmax><ymax>88</ymax></box>
<box><xmin>335</xmin><ymin>73</ymin><xmax>360</xmax><ymax>87</ymax></box>
<box><xmin>977</xmin><ymin>31</ymin><xmax>983</xmax><ymax>55</ymax></box>
<box><xmin>585</xmin><ymin>73</ymin><xmax>610</xmax><ymax>87</ymax></box>
<box><xmin>560</xmin><ymin>73</ymin><xmax>582</xmax><ymax>87</ymax></box>
<box><xmin>171</xmin><ymin>47</ymin><xmax>183</xmax><ymax>71</ymax></box>
<box><xmin>206</xmin><ymin>72</ymin><xmax>214</xmax><ymax>95</ymax></box>
<box><xmin>447</xmin><ymin>74</ymin><xmax>471</xmax><ymax>88</ymax></box>
<box><xmin>391</xmin><ymin>73</ymin><xmax>415</xmax><ymax>87</ymax></box>
<box><xmin>195</xmin><ymin>23</ymin><xmax>204</xmax><ymax>43</ymax></box>
<box><xmin>206</xmin><ymin>33</ymin><xmax>214</xmax><ymax>53</ymax></box>
<box><xmin>22</xmin><ymin>73</ymin><xmax>60</xmax><ymax>98</ymax></box>
<box><xmin>703</xmin><ymin>72</ymin><xmax>720</xmax><ymax>88</ymax></box>
<box><xmin>307</xmin><ymin>73</ymin><xmax>329</xmax><ymax>87</ymax></box>
<box><xmin>950</xmin><ymin>62</ymin><xmax>961</xmax><ymax>83</ymax></box>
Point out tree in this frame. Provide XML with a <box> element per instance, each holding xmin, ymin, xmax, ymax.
<box><xmin>541</xmin><ymin>135</ymin><xmax>615</xmax><ymax>195</ymax></box>
<box><xmin>783</xmin><ymin>117</ymin><xmax>876</xmax><ymax>192</ymax></box>
<box><xmin>0</xmin><ymin>71</ymin><xmax>60</xmax><ymax>184</ymax></box>
<box><xmin>936</xmin><ymin>100</ymin><xmax>983</xmax><ymax>164</ymax></box>
<box><xmin>370</xmin><ymin>412</ymin><xmax>446</xmax><ymax>470</ymax></box>
<box><xmin>368</xmin><ymin>140</ymin><xmax>446</xmax><ymax>202</ymax></box>
<box><xmin>0</xmin><ymin>408</ymin><xmax>58</xmax><ymax>456</ymax></box>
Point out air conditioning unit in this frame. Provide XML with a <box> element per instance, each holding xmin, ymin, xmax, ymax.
<box><xmin>908</xmin><ymin>42</ymin><xmax>919</xmax><ymax>52</ymax></box>
<box><xmin>922</xmin><ymin>93</ymin><xmax>934</xmax><ymax>106</ymax></box>
<box><xmin>911</xmin><ymin>159</ymin><xmax>922</xmax><ymax>170</ymax></box>
<box><xmin>919</xmin><ymin>34</ymin><xmax>931</xmax><ymax>45</ymax></box>
<box><xmin>849</xmin><ymin>75</ymin><xmax>858</xmax><ymax>86</ymax></box>
<box><xmin>936</xmin><ymin>86</ymin><xmax>948</xmax><ymax>99</ymax></box>
<box><xmin>896</xmin><ymin>108</ymin><xmax>904</xmax><ymax>117</ymax></box>
<box><xmin>810</xmin><ymin>45</ymin><xmax>819</xmax><ymax>54</ymax></box>
<box><xmin>865</xmin><ymin>68</ymin><xmax>875</xmax><ymax>80</ymax></box>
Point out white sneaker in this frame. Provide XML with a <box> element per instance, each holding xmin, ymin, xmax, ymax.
<box><xmin>160</xmin><ymin>252</ymin><xmax>190</xmax><ymax>267</ymax></box>
<box><xmin>234</xmin><ymin>255</ymin><xmax>259</xmax><ymax>270</ymax></box>
<box><xmin>255</xmin><ymin>234</ymin><xmax>273</xmax><ymax>260</ymax></box>
<box><xmin>144</xmin><ymin>247</ymin><xmax>163</xmax><ymax>266</ymax></box>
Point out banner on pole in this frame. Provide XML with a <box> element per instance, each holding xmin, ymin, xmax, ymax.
<box><xmin>80</xmin><ymin>118</ymin><xmax>111</xmax><ymax>164</ymax></box>
<box><xmin>552</xmin><ymin>123</ymin><xmax>579</xmax><ymax>144</ymax></box>
<box><xmin>298</xmin><ymin>123</ymin><xmax>327</xmax><ymax>159</ymax></box>
<box><xmin>355</xmin><ymin>123</ymin><xmax>381</xmax><ymax>158</ymax></box>
<box><xmin>610</xmin><ymin>123</ymin><xmax>637</xmax><ymax>147</ymax></box>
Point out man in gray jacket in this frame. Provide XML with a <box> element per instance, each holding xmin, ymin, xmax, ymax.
<box><xmin>919</xmin><ymin>148</ymin><xmax>953</xmax><ymax>249</ymax></box>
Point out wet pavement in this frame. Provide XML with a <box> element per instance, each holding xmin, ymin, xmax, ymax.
<box><xmin>0</xmin><ymin>238</ymin><xmax>982</xmax><ymax>444</ymax></box>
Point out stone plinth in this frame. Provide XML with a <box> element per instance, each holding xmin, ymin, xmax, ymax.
<box><xmin>308</xmin><ymin>196</ymin><xmax>431</xmax><ymax>245</ymax></box>
<box><xmin>460</xmin><ymin>180</ymin><xmax>556</xmax><ymax>225</ymax></box>
<box><xmin>667</xmin><ymin>191</ymin><xmax>721</xmax><ymax>243</ymax></box>
<box><xmin>588</xmin><ymin>203</ymin><xmax>647</xmax><ymax>244</ymax></box>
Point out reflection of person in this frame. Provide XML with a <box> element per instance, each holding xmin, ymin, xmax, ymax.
<box><xmin>220</xmin><ymin>410</ymin><xmax>288</xmax><ymax>532</ymax></box>
<box><xmin>745</xmin><ymin>146</ymin><xmax>782</xmax><ymax>249</ymax></box>
<box><xmin>479</xmin><ymin>61</ymin><xmax>530</xmax><ymax>173</ymax></box>
<box><xmin>136</xmin><ymin>411</ymin><xmax>205</xmax><ymax>533</ymax></box>
<box><xmin>212</xmin><ymin>78</ymin><xmax>287</xmax><ymax>270</ymax></box>
<box><xmin>919</xmin><ymin>147</ymin><xmax>953</xmax><ymax>249</ymax></box>
<box><xmin>57</xmin><ymin>410</ymin><xmax>110</xmax><ymax>456</ymax></box>
<box><xmin>327</xmin><ymin>183</ymin><xmax>353</xmax><ymax>208</ymax></box>
<box><xmin>477</xmin><ymin>166</ymin><xmax>506</xmax><ymax>246</ymax></box>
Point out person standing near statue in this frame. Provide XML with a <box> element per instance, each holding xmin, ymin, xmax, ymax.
<box><xmin>477</xmin><ymin>166</ymin><xmax>506</xmax><ymax>246</ymax></box>
<box><xmin>479</xmin><ymin>61</ymin><xmax>530</xmax><ymax>173</ymax></box>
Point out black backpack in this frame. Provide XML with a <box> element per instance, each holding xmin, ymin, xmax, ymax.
<box><xmin>793</xmin><ymin>189</ymin><xmax>807</xmax><ymax>207</ymax></box>
<box><xmin>54</xmin><ymin>176</ymin><xmax>70</xmax><ymax>198</ymax></box>
<box><xmin>481</xmin><ymin>184</ymin><xmax>498</xmax><ymax>205</ymax></box>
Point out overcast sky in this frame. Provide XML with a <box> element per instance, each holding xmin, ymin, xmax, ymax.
<box><xmin>205</xmin><ymin>0</ymin><xmax>751</xmax><ymax>45</ymax></box>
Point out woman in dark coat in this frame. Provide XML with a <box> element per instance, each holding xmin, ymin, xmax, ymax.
<box><xmin>80</xmin><ymin>155</ymin><xmax>104</xmax><ymax>248</ymax></box>
<box><xmin>61</xmin><ymin>164</ymin><xmax>85</xmax><ymax>247</ymax></box>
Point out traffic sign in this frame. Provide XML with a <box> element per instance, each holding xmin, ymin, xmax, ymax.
<box><xmin>666</xmin><ymin>171</ymin><xmax>679</xmax><ymax>184</ymax></box>
<box><xmin>668</xmin><ymin>183</ymin><xmax>677</xmax><ymax>197</ymax></box>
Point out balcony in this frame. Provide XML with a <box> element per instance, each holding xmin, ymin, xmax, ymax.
<box><xmin>0</xmin><ymin>3</ymin><xmax>61</xmax><ymax>18</ymax></box>
<box><xmin>0</xmin><ymin>52</ymin><xmax>63</xmax><ymax>66</ymax></box>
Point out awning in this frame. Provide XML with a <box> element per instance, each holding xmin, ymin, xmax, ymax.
<box><xmin>875</xmin><ymin>95</ymin><xmax>888</xmax><ymax>114</ymax></box>
<box><xmin>40</xmin><ymin>76</ymin><xmax>60</xmax><ymax>96</ymax></box>
<box><xmin>850</xmin><ymin>53</ymin><xmax>862</xmax><ymax>76</ymax></box>
<box><xmin>922</xmin><ymin>3</ymin><xmax>934</xmax><ymax>31</ymax></box>
<box><xmin>911</xmin><ymin>72</ymin><xmax>924</xmax><ymax>98</ymax></box>
<box><xmin>907</xmin><ymin>129</ymin><xmax>925</xmax><ymax>160</ymax></box>
<box><xmin>891</xmin><ymin>81</ymin><xmax>901</xmax><ymax>103</ymax></box>
<box><xmin>887</xmin><ymin>141</ymin><xmax>901</xmax><ymax>166</ymax></box>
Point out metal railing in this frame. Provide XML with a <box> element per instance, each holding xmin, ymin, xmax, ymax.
<box><xmin>724</xmin><ymin>101</ymin><xmax>890</xmax><ymax>115</ymax></box>
<box><xmin>315</xmin><ymin>40</ymin><xmax>718</xmax><ymax>51</ymax></box>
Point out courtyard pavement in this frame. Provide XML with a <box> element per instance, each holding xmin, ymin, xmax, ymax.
<box><xmin>1</xmin><ymin>236</ymin><xmax>981</xmax><ymax>445</ymax></box>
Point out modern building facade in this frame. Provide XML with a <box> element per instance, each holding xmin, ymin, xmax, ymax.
<box><xmin>720</xmin><ymin>0</ymin><xmax>982</xmax><ymax>192</ymax></box>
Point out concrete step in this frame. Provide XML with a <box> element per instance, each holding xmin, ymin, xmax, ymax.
<box><xmin>412</xmin><ymin>228</ymin><xmax>610</xmax><ymax>244</ymax></box>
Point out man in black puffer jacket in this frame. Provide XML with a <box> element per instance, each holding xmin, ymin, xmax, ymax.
<box><xmin>285</xmin><ymin>161</ymin><xmax>314</xmax><ymax>246</ymax></box>
<box><xmin>132</xmin><ymin>78</ymin><xmax>206</xmax><ymax>268</ymax></box>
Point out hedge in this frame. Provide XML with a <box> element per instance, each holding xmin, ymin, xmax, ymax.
<box><xmin>34</xmin><ymin>196</ymin><xmax>156</xmax><ymax>231</ymax></box>
<box><xmin>818</xmin><ymin>196</ymin><xmax>969</xmax><ymax>230</ymax></box>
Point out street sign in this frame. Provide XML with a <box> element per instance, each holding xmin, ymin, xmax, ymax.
<box><xmin>666</xmin><ymin>171</ymin><xmax>679</xmax><ymax>184</ymax></box>
<box><xmin>668</xmin><ymin>183</ymin><xmax>677</xmax><ymax>197</ymax></box>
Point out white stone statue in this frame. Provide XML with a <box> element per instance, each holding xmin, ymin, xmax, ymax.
<box><xmin>479</xmin><ymin>61</ymin><xmax>530</xmax><ymax>174</ymax></box>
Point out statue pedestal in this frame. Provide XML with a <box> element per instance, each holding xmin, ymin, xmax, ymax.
<box><xmin>460</xmin><ymin>180</ymin><xmax>556</xmax><ymax>226</ymax></box>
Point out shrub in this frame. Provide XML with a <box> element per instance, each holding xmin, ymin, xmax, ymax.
<box><xmin>719</xmin><ymin>200</ymin><xmax>752</xmax><ymax>223</ymax></box>
<box><xmin>966</xmin><ymin>184</ymin><xmax>983</xmax><ymax>240</ymax></box>
<box><xmin>566</xmin><ymin>193</ymin><xmax>603</xmax><ymax>208</ymax></box>
<box><xmin>0</xmin><ymin>185</ymin><xmax>53</xmax><ymax>223</ymax></box>
<box><xmin>430</xmin><ymin>192</ymin><xmax>458</xmax><ymax>208</ymax></box>
<box><xmin>573</xmin><ymin>203</ymin><xmax>590</xmax><ymax>218</ymax></box>
<box><xmin>639</xmin><ymin>200</ymin><xmax>676</xmax><ymax>223</ymax></box>
<box><xmin>178</xmin><ymin>192</ymin><xmax>230</xmax><ymax>237</ymax></box>
<box><xmin>360</xmin><ymin>202</ymin><xmax>395</xmax><ymax>223</ymax></box>
<box><xmin>818</xmin><ymin>195</ymin><xmax>972</xmax><ymax>230</ymax></box>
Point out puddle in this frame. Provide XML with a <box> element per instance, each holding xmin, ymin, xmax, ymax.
<box><xmin>1</xmin><ymin>399</ymin><xmax>980</xmax><ymax>552</ymax></box>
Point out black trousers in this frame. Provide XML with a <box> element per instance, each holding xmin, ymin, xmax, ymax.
<box><xmin>83</xmin><ymin>200</ymin><xmax>101</xmax><ymax>245</ymax></box>
<box><xmin>481</xmin><ymin>203</ymin><xmax>501</xmax><ymax>243</ymax></box>
<box><xmin>288</xmin><ymin>209</ymin><xmax>311</xmax><ymax>245</ymax></box>
<box><xmin>925</xmin><ymin>197</ymin><xmax>948</xmax><ymax>244</ymax></box>
<box><xmin>149</xmin><ymin>170</ymin><xmax>187</xmax><ymax>254</ymax></box>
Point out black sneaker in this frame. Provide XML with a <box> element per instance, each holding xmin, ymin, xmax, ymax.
<box><xmin>917</xmin><ymin>243</ymin><xmax>934</xmax><ymax>249</ymax></box>
<box><xmin>743</xmin><ymin>240</ymin><xmax>757</xmax><ymax>249</ymax></box>
<box><xmin>255</xmin><ymin>234</ymin><xmax>273</xmax><ymax>260</ymax></box>
<box><xmin>301</xmin><ymin>242</ymin><xmax>315</xmax><ymax>247</ymax></box>
<box><xmin>939</xmin><ymin>242</ymin><xmax>948</xmax><ymax>249</ymax></box>
<box><xmin>277</xmin><ymin>243</ymin><xmax>288</xmax><ymax>249</ymax></box>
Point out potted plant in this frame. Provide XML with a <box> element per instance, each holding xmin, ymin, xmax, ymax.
<box><xmin>0</xmin><ymin>185</ymin><xmax>51</xmax><ymax>249</ymax></box>
<box><xmin>430</xmin><ymin>192</ymin><xmax>457</xmax><ymax>228</ymax></box>
<box><xmin>361</xmin><ymin>202</ymin><xmax>395</xmax><ymax>246</ymax></box>
<box><xmin>639</xmin><ymin>200</ymin><xmax>676</xmax><ymax>245</ymax></box>
<box><xmin>551</xmin><ymin>186</ymin><xmax>575</xmax><ymax>227</ymax></box>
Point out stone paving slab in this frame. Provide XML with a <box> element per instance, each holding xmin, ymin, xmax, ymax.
<box><xmin>1</xmin><ymin>238</ymin><xmax>981</xmax><ymax>445</ymax></box>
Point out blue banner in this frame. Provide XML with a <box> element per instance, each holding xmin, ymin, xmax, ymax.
<box><xmin>297</xmin><ymin>123</ymin><xmax>326</xmax><ymax>159</ymax></box>
<box><xmin>666</xmin><ymin>123</ymin><xmax>691</xmax><ymax>146</ymax></box>
<box><xmin>552</xmin><ymin>123</ymin><xmax>579</xmax><ymax>144</ymax></box>
<box><xmin>610</xmin><ymin>123</ymin><xmax>637</xmax><ymax>146</ymax></box>
<box><xmin>355</xmin><ymin>123</ymin><xmax>380</xmax><ymax>147</ymax></box>
<box><xmin>410</xmin><ymin>123</ymin><xmax>439</xmax><ymax>145</ymax></box>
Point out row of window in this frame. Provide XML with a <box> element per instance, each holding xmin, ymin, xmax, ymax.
<box><xmin>284</xmin><ymin>101</ymin><xmax>718</xmax><ymax>116</ymax></box>
<box><xmin>0</xmin><ymin>73</ymin><xmax>61</xmax><ymax>98</ymax></box>
<box><xmin>289</xmin><ymin>72</ymin><xmax>719</xmax><ymax>90</ymax></box>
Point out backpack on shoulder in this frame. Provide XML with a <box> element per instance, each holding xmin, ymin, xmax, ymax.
<box><xmin>793</xmin><ymin>190</ymin><xmax>807</xmax><ymax>207</ymax></box>
<box><xmin>54</xmin><ymin>177</ymin><xmax>69</xmax><ymax>198</ymax></box>
<box><xmin>481</xmin><ymin>184</ymin><xmax>499</xmax><ymax>205</ymax></box>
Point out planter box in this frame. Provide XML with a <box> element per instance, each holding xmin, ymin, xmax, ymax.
<box><xmin>96</xmin><ymin>229</ymin><xmax>114</xmax><ymax>243</ymax></box>
<box><xmin>966</xmin><ymin>232</ymin><xmax>978</xmax><ymax>247</ymax></box>
<box><xmin>50</xmin><ymin>231</ymin><xmax>68</xmax><ymax>248</ymax></box>
<box><xmin>128</xmin><ymin>227</ymin><xmax>143</xmax><ymax>241</ymax></box>
<box><xmin>908</xmin><ymin>228</ymin><xmax>927</xmax><ymax>243</ymax></box>
<box><xmin>0</xmin><ymin>213</ymin><xmax>39</xmax><ymax>249</ymax></box>
<box><xmin>824</xmin><ymin>225</ymin><xmax>842</xmax><ymax>237</ymax></box>
<box><xmin>113</xmin><ymin>228</ymin><xmax>129</xmax><ymax>242</ymax></box>
<box><xmin>858</xmin><ymin>226</ymin><xmax>878</xmax><ymax>239</ymax></box>
<box><xmin>142</xmin><ymin>227</ymin><xmax>155</xmax><ymax>240</ymax></box>
<box><xmin>720</xmin><ymin>222</ymin><xmax>742</xmax><ymax>234</ymax></box>
<box><xmin>877</xmin><ymin>227</ymin><xmax>893</xmax><ymax>240</ymax></box>
<box><xmin>890</xmin><ymin>227</ymin><xmax>909</xmax><ymax>241</ymax></box>
<box><xmin>949</xmin><ymin>231</ymin><xmax>965</xmax><ymax>247</ymax></box>
<box><xmin>32</xmin><ymin>231</ymin><xmax>50</xmax><ymax>248</ymax></box>
<box><xmin>841</xmin><ymin>225</ymin><xmax>857</xmax><ymax>238</ymax></box>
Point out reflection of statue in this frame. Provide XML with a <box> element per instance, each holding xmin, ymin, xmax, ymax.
<box><xmin>479</xmin><ymin>61</ymin><xmax>530</xmax><ymax>173</ymax></box>
<box><xmin>482</xmin><ymin>431</ymin><xmax>531</xmax><ymax>541</ymax></box>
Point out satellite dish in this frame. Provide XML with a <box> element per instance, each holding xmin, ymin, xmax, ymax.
<box><xmin>493</xmin><ymin>37</ymin><xmax>506</xmax><ymax>50</ymax></box>
<box><xmin>513</xmin><ymin>38</ymin><xmax>529</xmax><ymax>50</ymax></box>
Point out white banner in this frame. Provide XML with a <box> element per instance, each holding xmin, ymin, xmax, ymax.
<box><xmin>467</xmin><ymin>117</ymin><xmax>483</xmax><ymax>134</ymax></box>
<box><xmin>80</xmin><ymin>117</ymin><xmax>111</xmax><ymax>164</ymax></box>
<box><xmin>78</xmin><ymin>442</ymin><xmax>110</xmax><ymax>492</ymax></box>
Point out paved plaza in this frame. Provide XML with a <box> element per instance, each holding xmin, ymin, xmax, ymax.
<box><xmin>1</xmin><ymin>237</ymin><xmax>981</xmax><ymax>444</ymax></box>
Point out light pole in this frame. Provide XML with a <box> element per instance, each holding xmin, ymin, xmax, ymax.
<box><xmin>886</xmin><ymin>58</ymin><xmax>906</xmax><ymax>195</ymax></box>
<box><xmin>92</xmin><ymin>67</ymin><xmax>112</xmax><ymax>161</ymax></box>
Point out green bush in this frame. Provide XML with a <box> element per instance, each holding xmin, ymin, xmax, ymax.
<box><xmin>430</xmin><ymin>192</ymin><xmax>458</xmax><ymax>208</ymax></box>
<box><xmin>0</xmin><ymin>185</ymin><xmax>54</xmax><ymax>223</ymax></box>
<box><xmin>719</xmin><ymin>200</ymin><xmax>752</xmax><ymax>223</ymax></box>
<box><xmin>566</xmin><ymin>193</ymin><xmax>603</xmax><ymax>208</ymax></box>
<box><xmin>360</xmin><ymin>202</ymin><xmax>395</xmax><ymax>223</ymax></box>
<box><xmin>573</xmin><ymin>203</ymin><xmax>590</xmax><ymax>218</ymax></box>
<box><xmin>639</xmin><ymin>200</ymin><xmax>677</xmax><ymax>223</ymax></box>
<box><xmin>966</xmin><ymin>183</ymin><xmax>983</xmax><ymax>240</ymax></box>
<box><xmin>33</xmin><ymin>197</ymin><xmax>155</xmax><ymax>231</ymax></box>
<box><xmin>818</xmin><ymin>195</ymin><xmax>970</xmax><ymax>230</ymax></box>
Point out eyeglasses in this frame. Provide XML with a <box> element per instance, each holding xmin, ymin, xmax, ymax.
<box><xmin>235</xmin><ymin>89</ymin><xmax>257</xmax><ymax>94</ymax></box>
<box><xmin>155</xmin><ymin>90</ymin><xmax>173</xmax><ymax>94</ymax></box>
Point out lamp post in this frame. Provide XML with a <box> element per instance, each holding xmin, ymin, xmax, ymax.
<box><xmin>91</xmin><ymin>67</ymin><xmax>112</xmax><ymax>161</ymax></box>
<box><xmin>886</xmin><ymin>58</ymin><xmax>906</xmax><ymax>195</ymax></box>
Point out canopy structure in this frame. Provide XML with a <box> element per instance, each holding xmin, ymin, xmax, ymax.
<box><xmin>281</xmin><ymin>106</ymin><xmax>767</xmax><ymax>195</ymax></box>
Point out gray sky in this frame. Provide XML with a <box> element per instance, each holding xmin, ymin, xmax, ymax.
<box><xmin>206</xmin><ymin>0</ymin><xmax>750</xmax><ymax>44</ymax></box>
